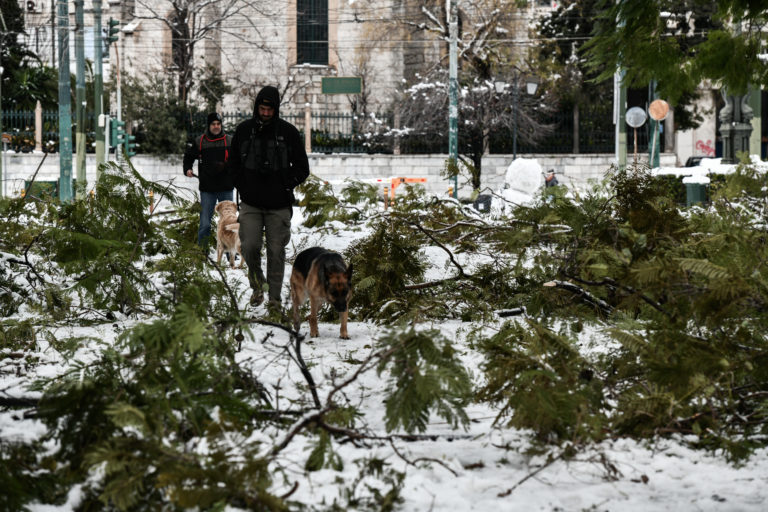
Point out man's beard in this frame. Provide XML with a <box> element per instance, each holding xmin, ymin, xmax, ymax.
<box><xmin>256</xmin><ymin>116</ymin><xmax>273</xmax><ymax>131</ymax></box>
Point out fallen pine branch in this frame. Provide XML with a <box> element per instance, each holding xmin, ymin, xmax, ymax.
<box><xmin>543</xmin><ymin>280</ymin><xmax>613</xmax><ymax>315</ymax></box>
<box><xmin>0</xmin><ymin>395</ymin><xmax>40</xmax><ymax>408</ymax></box>
<box><xmin>496</xmin><ymin>307</ymin><xmax>526</xmax><ymax>317</ymax></box>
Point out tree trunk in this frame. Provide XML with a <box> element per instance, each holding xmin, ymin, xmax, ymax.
<box><xmin>471</xmin><ymin>151</ymin><xmax>482</xmax><ymax>191</ymax></box>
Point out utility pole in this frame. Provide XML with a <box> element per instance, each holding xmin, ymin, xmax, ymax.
<box><xmin>58</xmin><ymin>0</ymin><xmax>73</xmax><ymax>202</ymax></box>
<box><xmin>75</xmin><ymin>0</ymin><xmax>86</xmax><ymax>199</ymax></box>
<box><xmin>105</xmin><ymin>18</ymin><xmax>122</xmax><ymax>161</ymax></box>
<box><xmin>93</xmin><ymin>0</ymin><xmax>105</xmax><ymax>174</ymax></box>
<box><xmin>51</xmin><ymin>0</ymin><xmax>56</xmax><ymax>66</ymax></box>
<box><xmin>648</xmin><ymin>79</ymin><xmax>660</xmax><ymax>168</ymax></box>
<box><xmin>614</xmin><ymin>1</ymin><xmax>627</xmax><ymax>168</ymax></box>
<box><xmin>0</xmin><ymin>11</ymin><xmax>6</xmax><ymax>199</ymax></box>
<box><xmin>614</xmin><ymin>72</ymin><xmax>627</xmax><ymax>168</ymax></box>
<box><xmin>116</xmin><ymin>42</ymin><xmax>122</xmax><ymax>162</ymax></box>
<box><xmin>447</xmin><ymin>0</ymin><xmax>458</xmax><ymax>198</ymax></box>
<box><xmin>748</xmin><ymin>84</ymin><xmax>761</xmax><ymax>158</ymax></box>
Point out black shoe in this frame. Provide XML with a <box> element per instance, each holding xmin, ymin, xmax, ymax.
<box><xmin>265</xmin><ymin>299</ymin><xmax>285</xmax><ymax>322</ymax></box>
<box><xmin>250</xmin><ymin>291</ymin><xmax>264</xmax><ymax>307</ymax></box>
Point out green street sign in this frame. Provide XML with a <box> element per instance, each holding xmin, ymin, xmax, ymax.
<box><xmin>321</xmin><ymin>77</ymin><xmax>362</xmax><ymax>94</ymax></box>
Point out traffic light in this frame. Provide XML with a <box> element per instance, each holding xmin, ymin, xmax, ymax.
<box><xmin>125</xmin><ymin>134</ymin><xmax>137</xmax><ymax>157</ymax></box>
<box><xmin>106</xmin><ymin>18</ymin><xmax>120</xmax><ymax>45</ymax></box>
<box><xmin>110</xmin><ymin>119</ymin><xmax>125</xmax><ymax>148</ymax></box>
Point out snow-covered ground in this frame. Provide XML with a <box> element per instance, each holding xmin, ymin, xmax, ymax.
<box><xmin>655</xmin><ymin>154</ymin><xmax>768</xmax><ymax>179</ymax></box>
<box><xmin>3</xmin><ymin>175</ymin><xmax>768</xmax><ymax>511</ymax></box>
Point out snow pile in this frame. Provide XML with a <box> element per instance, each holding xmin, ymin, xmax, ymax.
<box><xmin>654</xmin><ymin>154</ymin><xmax>768</xmax><ymax>178</ymax></box>
<box><xmin>491</xmin><ymin>158</ymin><xmax>545</xmax><ymax>215</ymax></box>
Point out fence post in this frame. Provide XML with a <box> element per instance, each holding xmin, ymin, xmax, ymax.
<box><xmin>393</xmin><ymin>110</ymin><xmax>401</xmax><ymax>155</ymax></box>
<box><xmin>573</xmin><ymin>103</ymin><xmax>579</xmax><ymax>154</ymax></box>
<box><xmin>35</xmin><ymin>101</ymin><xmax>43</xmax><ymax>152</ymax></box>
<box><xmin>304</xmin><ymin>102</ymin><xmax>311</xmax><ymax>154</ymax></box>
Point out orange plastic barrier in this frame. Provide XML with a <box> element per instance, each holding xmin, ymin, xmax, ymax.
<box><xmin>389</xmin><ymin>177</ymin><xmax>427</xmax><ymax>199</ymax></box>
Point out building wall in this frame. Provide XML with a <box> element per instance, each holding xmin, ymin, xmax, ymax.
<box><xmin>17</xmin><ymin>1</ymin><xmax>555</xmax><ymax>118</ymax></box>
<box><xmin>3</xmin><ymin>151</ymin><xmax>677</xmax><ymax>202</ymax></box>
<box><xmin>19</xmin><ymin>0</ymin><xmax>126</xmax><ymax>77</ymax></box>
<box><xmin>674</xmin><ymin>85</ymin><xmax>718</xmax><ymax>164</ymax></box>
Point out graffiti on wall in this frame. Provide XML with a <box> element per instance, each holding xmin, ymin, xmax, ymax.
<box><xmin>695</xmin><ymin>139</ymin><xmax>715</xmax><ymax>156</ymax></box>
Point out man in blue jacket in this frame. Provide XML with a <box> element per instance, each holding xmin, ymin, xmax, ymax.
<box><xmin>183</xmin><ymin>112</ymin><xmax>233</xmax><ymax>246</ymax></box>
<box><xmin>227</xmin><ymin>86</ymin><xmax>310</xmax><ymax>310</ymax></box>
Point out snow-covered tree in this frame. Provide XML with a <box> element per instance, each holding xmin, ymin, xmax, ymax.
<box><xmin>399</xmin><ymin>71</ymin><xmax>552</xmax><ymax>191</ymax></box>
<box><xmin>390</xmin><ymin>0</ymin><xmax>553</xmax><ymax>191</ymax></box>
<box><xmin>536</xmin><ymin>0</ymin><xmax>721</xmax><ymax>136</ymax></box>
<box><xmin>135</xmin><ymin>0</ymin><xmax>276</xmax><ymax>104</ymax></box>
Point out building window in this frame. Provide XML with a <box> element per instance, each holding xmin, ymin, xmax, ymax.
<box><xmin>297</xmin><ymin>0</ymin><xmax>328</xmax><ymax>65</ymax></box>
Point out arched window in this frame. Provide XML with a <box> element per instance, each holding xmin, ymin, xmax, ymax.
<box><xmin>297</xmin><ymin>0</ymin><xmax>328</xmax><ymax>65</ymax></box>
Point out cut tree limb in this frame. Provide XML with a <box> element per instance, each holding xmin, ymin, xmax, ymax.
<box><xmin>544</xmin><ymin>280</ymin><xmax>613</xmax><ymax>315</ymax></box>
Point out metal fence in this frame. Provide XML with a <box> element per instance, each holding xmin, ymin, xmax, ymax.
<box><xmin>1</xmin><ymin>110</ymin><xmax>95</xmax><ymax>152</ymax></box>
<box><xmin>2</xmin><ymin>110</ymin><xmax>37</xmax><ymax>149</ymax></box>
<box><xmin>2</xmin><ymin>107</ymin><xmax>666</xmax><ymax>156</ymax></box>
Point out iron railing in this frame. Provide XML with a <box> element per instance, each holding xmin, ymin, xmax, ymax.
<box><xmin>2</xmin><ymin>107</ymin><xmax>667</xmax><ymax>156</ymax></box>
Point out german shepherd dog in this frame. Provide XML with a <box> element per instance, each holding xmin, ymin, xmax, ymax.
<box><xmin>290</xmin><ymin>247</ymin><xmax>353</xmax><ymax>339</ymax></box>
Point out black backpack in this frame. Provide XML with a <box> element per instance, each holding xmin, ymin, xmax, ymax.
<box><xmin>242</xmin><ymin>123</ymin><xmax>289</xmax><ymax>175</ymax></box>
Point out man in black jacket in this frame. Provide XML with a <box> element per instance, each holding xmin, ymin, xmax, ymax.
<box><xmin>227</xmin><ymin>85</ymin><xmax>310</xmax><ymax>309</ymax></box>
<box><xmin>183</xmin><ymin>112</ymin><xmax>234</xmax><ymax>246</ymax></box>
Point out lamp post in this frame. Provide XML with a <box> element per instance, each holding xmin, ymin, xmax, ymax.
<box><xmin>496</xmin><ymin>74</ymin><xmax>538</xmax><ymax>160</ymax></box>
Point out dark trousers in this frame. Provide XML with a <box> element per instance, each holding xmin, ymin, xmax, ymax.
<box><xmin>238</xmin><ymin>203</ymin><xmax>292</xmax><ymax>303</ymax></box>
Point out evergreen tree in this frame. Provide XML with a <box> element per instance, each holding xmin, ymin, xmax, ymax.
<box><xmin>583</xmin><ymin>0</ymin><xmax>763</xmax><ymax>100</ymax></box>
<box><xmin>0</xmin><ymin>0</ymin><xmax>57</xmax><ymax>110</ymax></box>
<box><xmin>535</xmin><ymin>0</ymin><xmax>710</xmax><ymax>131</ymax></box>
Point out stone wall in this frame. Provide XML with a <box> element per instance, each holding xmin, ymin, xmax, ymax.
<box><xmin>1</xmin><ymin>152</ymin><xmax>678</xmax><ymax>201</ymax></box>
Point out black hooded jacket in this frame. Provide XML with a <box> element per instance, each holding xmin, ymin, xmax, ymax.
<box><xmin>227</xmin><ymin>86</ymin><xmax>310</xmax><ymax>209</ymax></box>
<box><xmin>182</xmin><ymin>128</ymin><xmax>234</xmax><ymax>192</ymax></box>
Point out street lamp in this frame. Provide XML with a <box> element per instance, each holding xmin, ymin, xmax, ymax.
<box><xmin>496</xmin><ymin>74</ymin><xmax>538</xmax><ymax>160</ymax></box>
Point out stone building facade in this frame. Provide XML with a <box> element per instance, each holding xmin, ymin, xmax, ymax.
<box><xmin>20</xmin><ymin>1</ymin><xmax>755</xmax><ymax>166</ymax></box>
<box><xmin>18</xmin><ymin>1</ymin><xmax>558</xmax><ymax>117</ymax></box>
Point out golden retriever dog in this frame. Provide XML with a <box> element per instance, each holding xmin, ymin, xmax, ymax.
<box><xmin>214</xmin><ymin>200</ymin><xmax>242</xmax><ymax>269</ymax></box>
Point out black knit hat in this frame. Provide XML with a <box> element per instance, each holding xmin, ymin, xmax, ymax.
<box><xmin>207</xmin><ymin>112</ymin><xmax>223</xmax><ymax>125</ymax></box>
